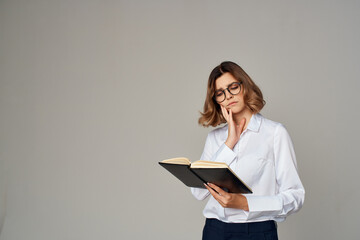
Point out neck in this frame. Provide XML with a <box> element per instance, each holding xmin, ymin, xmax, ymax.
<box><xmin>232</xmin><ymin>108</ymin><xmax>253</xmax><ymax>129</ymax></box>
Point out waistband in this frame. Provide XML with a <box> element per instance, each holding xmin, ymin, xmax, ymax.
<box><xmin>205</xmin><ymin>218</ymin><xmax>277</xmax><ymax>233</ymax></box>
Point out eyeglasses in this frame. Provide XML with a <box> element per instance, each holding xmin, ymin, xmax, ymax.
<box><xmin>213</xmin><ymin>82</ymin><xmax>242</xmax><ymax>103</ymax></box>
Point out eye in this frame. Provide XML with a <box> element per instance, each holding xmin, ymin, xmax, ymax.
<box><xmin>230</xmin><ymin>83</ymin><xmax>239</xmax><ymax>90</ymax></box>
<box><xmin>215</xmin><ymin>91</ymin><xmax>223</xmax><ymax>97</ymax></box>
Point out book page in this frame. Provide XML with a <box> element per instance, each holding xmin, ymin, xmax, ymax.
<box><xmin>160</xmin><ymin>157</ymin><xmax>191</xmax><ymax>165</ymax></box>
<box><xmin>191</xmin><ymin>160</ymin><xmax>228</xmax><ymax>168</ymax></box>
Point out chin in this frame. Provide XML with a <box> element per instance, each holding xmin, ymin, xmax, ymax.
<box><xmin>230</xmin><ymin>106</ymin><xmax>246</xmax><ymax>114</ymax></box>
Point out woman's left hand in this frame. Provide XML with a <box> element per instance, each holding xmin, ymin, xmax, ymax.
<box><xmin>204</xmin><ymin>183</ymin><xmax>249</xmax><ymax>211</ymax></box>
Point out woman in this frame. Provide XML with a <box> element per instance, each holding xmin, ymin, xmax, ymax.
<box><xmin>191</xmin><ymin>61</ymin><xmax>305</xmax><ymax>240</ymax></box>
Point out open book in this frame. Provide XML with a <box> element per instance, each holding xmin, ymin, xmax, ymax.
<box><xmin>159</xmin><ymin>157</ymin><xmax>252</xmax><ymax>194</ymax></box>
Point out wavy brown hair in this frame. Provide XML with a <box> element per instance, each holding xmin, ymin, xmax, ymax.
<box><xmin>199</xmin><ymin>61</ymin><xmax>265</xmax><ymax>127</ymax></box>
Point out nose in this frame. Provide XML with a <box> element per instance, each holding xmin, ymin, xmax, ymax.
<box><xmin>225</xmin><ymin>88</ymin><xmax>233</xmax><ymax>100</ymax></box>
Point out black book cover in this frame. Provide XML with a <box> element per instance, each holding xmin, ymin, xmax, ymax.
<box><xmin>159</xmin><ymin>162</ymin><xmax>252</xmax><ymax>194</ymax></box>
<box><xmin>191</xmin><ymin>168</ymin><xmax>252</xmax><ymax>194</ymax></box>
<box><xmin>159</xmin><ymin>162</ymin><xmax>205</xmax><ymax>188</ymax></box>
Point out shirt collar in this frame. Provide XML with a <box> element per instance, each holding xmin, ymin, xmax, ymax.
<box><xmin>222</xmin><ymin>113</ymin><xmax>262</xmax><ymax>141</ymax></box>
<box><xmin>246</xmin><ymin>113</ymin><xmax>262</xmax><ymax>132</ymax></box>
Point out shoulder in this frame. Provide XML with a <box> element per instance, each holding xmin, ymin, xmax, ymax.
<box><xmin>259</xmin><ymin>114</ymin><xmax>289</xmax><ymax>136</ymax></box>
<box><xmin>207</xmin><ymin>124</ymin><xmax>228</xmax><ymax>141</ymax></box>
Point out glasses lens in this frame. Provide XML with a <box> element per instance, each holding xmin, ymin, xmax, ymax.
<box><xmin>214</xmin><ymin>91</ymin><xmax>225</xmax><ymax>102</ymax></box>
<box><xmin>229</xmin><ymin>83</ymin><xmax>241</xmax><ymax>95</ymax></box>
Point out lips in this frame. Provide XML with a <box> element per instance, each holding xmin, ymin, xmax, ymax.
<box><xmin>227</xmin><ymin>101</ymin><xmax>238</xmax><ymax>107</ymax></box>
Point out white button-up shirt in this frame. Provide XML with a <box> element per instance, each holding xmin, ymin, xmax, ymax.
<box><xmin>191</xmin><ymin>113</ymin><xmax>305</xmax><ymax>223</ymax></box>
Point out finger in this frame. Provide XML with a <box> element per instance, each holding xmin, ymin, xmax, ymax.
<box><xmin>221</xmin><ymin>105</ymin><xmax>229</xmax><ymax>121</ymax></box>
<box><xmin>228</xmin><ymin>109</ymin><xmax>236</xmax><ymax>128</ymax></box>
<box><xmin>204</xmin><ymin>184</ymin><xmax>225</xmax><ymax>204</ymax></box>
<box><xmin>221</xmin><ymin>105</ymin><xmax>228</xmax><ymax>118</ymax></box>
<box><xmin>226</xmin><ymin>109</ymin><xmax>232</xmax><ymax>124</ymax></box>
<box><xmin>204</xmin><ymin>183</ymin><xmax>222</xmax><ymax>197</ymax></box>
<box><xmin>204</xmin><ymin>184</ymin><xmax>219</xmax><ymax>198</ymax></box>
<box><xmin>221</xmin><ymin>106</ymin><xmax>226</xmax><ymax>120</ymax></box>
<box><xmin>205</xmin><ymin>184</ymin><xmax>227</xmax><ymax>207</ymax></box>
<box><xmin>208</xmin><ymin>183</ymin><xmax>228</xmax><ymax>197</ymax></box>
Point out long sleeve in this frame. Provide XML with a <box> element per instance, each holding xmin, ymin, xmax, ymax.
<box><xmin>245</xmin><ymin>124</ymin><xmax>305</xmax><ymax>220</ymax></box>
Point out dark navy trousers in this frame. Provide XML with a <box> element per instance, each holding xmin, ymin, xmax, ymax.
<box><xmin>202</xmin><ymin>218</ymin><xmax>278</xmax><ymax>240</ymax></box>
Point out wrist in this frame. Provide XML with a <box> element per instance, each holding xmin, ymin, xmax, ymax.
<box><xmin>240</xmin><ymin>195</ymin><xmax>249</xmax><ymax>211</ymax></box>
<box><xmin>225</xmin><ymin>139</ymin><xmax>236</xmax><ymax>149</ymax></box>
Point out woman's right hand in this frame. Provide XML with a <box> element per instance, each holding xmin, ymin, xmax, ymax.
<box><xmin>221</xmin><ymin>105</ymin><xmax>246</xmax><ymax>149</ymax></box>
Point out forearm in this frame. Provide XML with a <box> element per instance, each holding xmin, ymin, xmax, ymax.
<box><xmin>225</xmin><ymin>139</ymin><xmax>236</xmax><ymax>150</ymax></box>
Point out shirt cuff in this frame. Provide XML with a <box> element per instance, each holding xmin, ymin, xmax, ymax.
<box><xmin>190</xmin><ymin>187</ymin><xmax>210</xmax><ymax>201</ymax></box>
<box><xmin>211</xmin><ymin>143</ymin><xmax>237</xmax><ymax>166</ymax></box>
<box><xmin>244</xmin><ymin>195</ymin><xmax>283</xmax><ymax>218</ymax></box>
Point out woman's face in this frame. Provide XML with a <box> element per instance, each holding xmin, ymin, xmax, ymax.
<box><xmin>214</xmin><ymin>72</ymin><xmax>246</xmax><ymax>115</ymax></box>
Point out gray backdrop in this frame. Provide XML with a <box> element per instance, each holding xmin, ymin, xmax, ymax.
<box><xmin>1</xmin><ymin>0</ymin><xmax>359</xmax><ymax>239</ymax></box>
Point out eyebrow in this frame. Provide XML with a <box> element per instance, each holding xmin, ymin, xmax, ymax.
<box><xmin>215</xmin><ymin>82</ymin><xmax>238</xmax><ymax>91</ymax></box>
